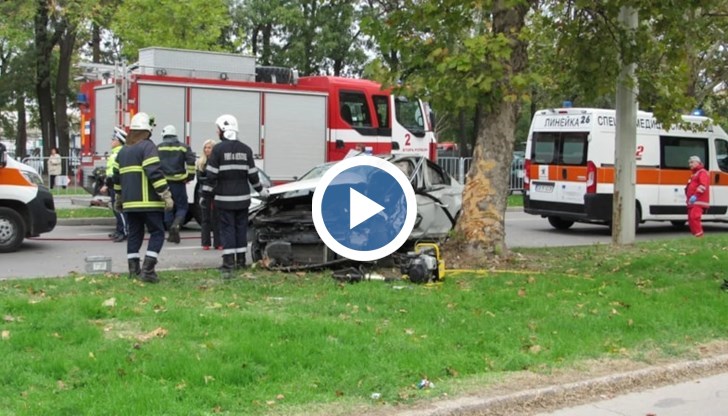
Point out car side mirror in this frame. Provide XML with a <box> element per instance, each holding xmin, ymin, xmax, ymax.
<box><xmin>0</xmin><ymin>143</ymin><xmax>7</xmax><ymax>168</ymax></box>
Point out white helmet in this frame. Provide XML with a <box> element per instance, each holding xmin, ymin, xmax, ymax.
<box><xmin>113</xmin><ymin>127</ymin><xmax>127</xmax><ymax>144</ymax></box>
<box><xmin>216</xmin><ymin>114</ymin><xmax>238</xmax><ymax>140</ymax></box>
<box><xmin>130</xmin><ymin>112</ymin><xmax>154</xmax><ymax>132</ymax></box>
<box><xmin>162</xmin><ymin>125</ymin><xmax>177</xmax><ymax>137</ymax></box>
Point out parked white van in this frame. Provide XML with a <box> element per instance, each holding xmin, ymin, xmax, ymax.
<box><xmin>523</xmin><ymin>108</ymin><xmax>728</xmax><ymax>230</ymax></box>
<box><xmin>0</xmin><ymin>143</ymin><xmax>57</xmax><ymax>252</ymax></box>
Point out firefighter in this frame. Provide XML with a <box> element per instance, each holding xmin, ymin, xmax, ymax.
<box><xmin>686</xmin><ymin>155</ymin><xmax>710</xmax><ymax>237</ymax></box>
<box><xmin>101</xmin><ymin>127</ymin><xmax>128</xmax><ymax>242</ymax></box>
<box><xmin>113</xmin><ymin>112</ymin><xmax>174</xmax><ymax>283</ymax></box>
<box><xmin>157</xmin><ymin>125</ymin><xmax>196</xmax><ymax>244</ymax></box>
<box><xmin>205</xmin><ymin>114</ymin><xmax>269</xmax><ymax>278</ymax></box>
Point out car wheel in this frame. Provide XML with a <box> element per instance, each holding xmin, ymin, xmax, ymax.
<box><xmin>0</xmin><ymin>207</ymin><xmax>26</xmax><ymax>253</ymax></box>
<box><xmin>547</xmin><ymin>216</ymin><xmax>574</xmax><ymax>230</ymax></box>
<box><xmin>251</xmin><ymin>236</ymin><xmax>263</xmax><ymax>262</ymax></box>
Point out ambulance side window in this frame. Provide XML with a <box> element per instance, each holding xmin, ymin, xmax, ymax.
<box><xmin>560</xmin><ymin>133</ymin><xmax>588</xmax><ymax>165</ymax></box>
<box><xmin>716</xmin><ymin>139</ymin><xmax>728</xmax><ymax>173</ymax></box>
<box><xmin>531</xmin><ymin>132</ymin><xmax>558</xmax><ymax>164</ymax></box>
<box><xmin>660</xmin><ymin>136</ymin><xmax>707</xmax><ymax>169</ymax></box>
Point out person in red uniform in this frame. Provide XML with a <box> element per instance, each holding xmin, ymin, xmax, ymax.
<box><xmin>685</xmin><ymin>155</ymin><xmax>709</xmax><ymax>237</ymax></box>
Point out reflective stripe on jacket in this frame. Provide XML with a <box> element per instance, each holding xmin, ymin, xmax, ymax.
<box><xmin>113</xmin><ymin>139</ymin><xmax>169</xmax><ymax>211</ymax></box>
<box><xmin>158</xmin><ymin>136</ymin><xmax>196</xmax><ymax>182</ymax></box>
<box><xmin>205</xmin><ymin>139</ymin><xmax>263</xmax><ymax>211</ymax></box>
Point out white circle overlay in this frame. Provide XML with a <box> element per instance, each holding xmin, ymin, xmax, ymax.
<box><xmin>312</xmin><ymin>156</ymin><xmax>417</xmax><ymax>262</ymax></box>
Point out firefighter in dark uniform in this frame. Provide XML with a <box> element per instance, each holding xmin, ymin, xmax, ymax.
<box><xmin>205</xmin><ymin>114</ymin><xmax>269</xmax><ymax>278</ymax></box>
<box><xmin>113</xmin><ymin>112</ymin><xmax>174</xmax><ymax>283</ymax></box>
<box><xmin>157</xmin><ymin>125</ymin><xmax>196</xmax><ymax>244</ymax></box>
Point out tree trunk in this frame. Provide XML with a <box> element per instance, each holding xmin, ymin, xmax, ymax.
<box><xmin>55</xmin><ymin>27</ymin><xmax>77</xmax><ymax>168</ymax></box>
<box><xmin>448</xmin><ymin>1</ymin><xmax>529</xmax><ymax>264</ymax></box>
<box><xmin>34</xmin><ymin>0</ymin><xmax>56</xmax><ymax>156</ymax></box>
<box><xmin>92</xmin><ymin>22</ymin><xmax>101</xmax><ymax>63</ymax></box>
<box><xmin>15</xmin><ymin>96</ymin><xmax>28</xmax><ymax>160</ymax></box>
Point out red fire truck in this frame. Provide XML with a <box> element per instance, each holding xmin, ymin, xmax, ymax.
<box><xmin>77</xmin><ymin>47</ymin><xmax>437</xmax><ymax>185</ymax></box>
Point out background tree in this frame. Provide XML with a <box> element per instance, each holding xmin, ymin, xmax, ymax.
<box><xmin>110</xmin><ymin>0</ymin><xmax>229</xmax><ymax>61</ymax></box>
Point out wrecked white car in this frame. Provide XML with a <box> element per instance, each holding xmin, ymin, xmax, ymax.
<box><xmin>250</xmin><ymin>155</ymin><xmax>463</xmax><ymax>268</ymax></box>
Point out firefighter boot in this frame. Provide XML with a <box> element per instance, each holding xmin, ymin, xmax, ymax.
<box><xmin>167</xmin><ymin>217</ymin><xmax>182</xmax><ymax>244</ymax></box>
<box><xmin>235</xmin><ymin>253</ymin><xmax>247</xmax><ymax>270</ymax></box>
<box><xmin>140</xmin><ymin>257</ymin><xmax>160</xmax><ymax>284</ymax></box>
<box><xmin>220</xmin><ymin>254</ymin><xmax>235</xmax><ymax>280</ymax></box>
<box><xmin>128</xmin><ymin>258</ymin><xmax>141</xmax><ymax>280</ymax></box>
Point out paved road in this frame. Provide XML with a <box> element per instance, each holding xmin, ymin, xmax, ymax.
<box><xmin>536</xmin><ymin>372</ymin><xmax>728</xmax><ymax>416</ymax></box>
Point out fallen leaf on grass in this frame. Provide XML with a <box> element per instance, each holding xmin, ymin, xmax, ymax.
<box><xmin>518</xmin><ymin>288</ymin><xmax>526</xmax><ymax>297</ymax></box>
<box><xmin>276</xmin><ymin>394</ymin><xmax>285</xmax><ymax>400</ymax></box>
<box><xmin>204</xmin><ymin>375</ymin><xmax>215</xmax><ymax>384</ymax></box>
<box><xmin>1</xmin><ymin>330</ymin><xmax>9</xmax><ymax>340</ymax></box>
<box><xmin>3</xmin><ymin>315</ymin><xmax>16</xmax><ymax>323</ymax></box>
<box><xmin>102</xmin><ymin>297</ymin><xmax>116</xmax><ymax>308</ymax></box>
<box><xmin>136</xmin><ymin>327</ymin><xmax>168</xmax><ymax>343</ymax></box>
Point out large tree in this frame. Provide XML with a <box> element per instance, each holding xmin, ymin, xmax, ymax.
<box><xmin>365</xmin><ymin>0</ymin><xmax>535</xmax><ymax>261</ymax></box>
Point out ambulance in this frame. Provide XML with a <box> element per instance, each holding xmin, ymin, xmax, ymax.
<box><xmin>523</xmin><ymin>107</ymin><xmax>728</xmax><ymax>230</ymax></box>
<box><xmin>0</xmin><ymin>143</ymin><xmax>57</xmax><ymax>253</ymax></box>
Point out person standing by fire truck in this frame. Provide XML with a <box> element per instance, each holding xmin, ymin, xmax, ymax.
<box><xmin>101</xmin><ymin>127</ymin><xmax>128</xmax><ymax>242</ymax></box>
<box><xmin>113</xmin><ymin>112</ymin><xmax>174</xmax><ymax>283</ymax></box>
<box><xmin>205</xmin><ymin>114</ymin><xmax>268</xmax><ymax>279</ymax></box>
<box><xmin>157</xmin><ymin>125</ymin><xmax>196</xmax><ymax>244</ymax></box>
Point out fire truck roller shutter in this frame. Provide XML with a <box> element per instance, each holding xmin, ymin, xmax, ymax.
<box><xmin>137</xmin><ymin>84</ymin><xmax>185</xmax><ymax>142</ymax></box>
<box><xmin>94</xmin><ymin>86</ymin><xmax>116</xmax><ymax>156</ymax></box>
<box><xmin>264</xmin><ymin>92</ymin><xmax>327</xmax><ymax>181</ymax></box>
<box><xmin>189</xmin><ymin>88</ymin><xmax>261</xmax><ymax>156</ymax></box>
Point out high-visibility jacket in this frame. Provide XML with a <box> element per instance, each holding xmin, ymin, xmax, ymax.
<box><xmin>686</xmin><ymin>165</ymin><xmax>710</xmax><ymax>208</ymax></box>
<box><xmin>205</xmin><ymin>138</ymin><xmax>263</xmax><ymax>211</ymax></box>
<box><xmin>113</xmin><ymin>139</ymin><xmax>169</xmax><ymax>211</ymax></box>
<box><xmin>157</xmin><ymin>135</ymin><xmax>196</xmax><ymax>183</ymax></box>
<box><xmin>104</xmin><ymin>145</ymin><xmax>122</xmax><ymax>188</ymax></box>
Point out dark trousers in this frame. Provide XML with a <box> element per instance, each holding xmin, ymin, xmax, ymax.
<box><xmin>126</xmin><ymin>211</ymin><xmax>165</xmax><ymax>259</ymax></box>
<box><xmin>218</xmin><ymin>209</ymin><xmax>248</xmax><ymax>257</ymax></box>
<box><xmin>50</xmin><ymin>175</ymin><xmax>56</xmax><ymax>189</ymax></box>
<box><xmin>109</xmin><ymin>190</ymin><xmax>128</xmax><ymax>235</ymax></box>
<box><xmin>164</xmin><ymin>181</ymin><xmax>188</xmax><ymax>227</ymax></box>
<box><xmin>200</xmin><ymin>197</ymin><xmax>220</xmax><ymax>247</ymax></box>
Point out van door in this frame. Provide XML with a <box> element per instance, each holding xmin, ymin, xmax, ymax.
<box><xmin>710</xmin><ymin>138</ymin><xmax>728</xmax><ymax>215</ymax></box>
<box><xmin>529</xmin><ymin>131</ymin><xmax>588</xmax><ymax>206</ymax></box>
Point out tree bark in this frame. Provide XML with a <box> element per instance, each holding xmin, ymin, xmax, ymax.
<box><xmin>449</xmin><ymin>1</ymin><xmax>529</xmax><ymax>263</ymax></box>
<box><xmin>15</xmin><ymin>96</ymin><xmax>28</xmax><ymax>160</ymax></box>
<box><xmin>33</xmin><ymin>0</ymin><xmax>64</xmax><ymax>156</ymax></box>
<box><xmin>55</xmin><ymin>26</ymin><xmax>77</xmax><ymax>168</ymax></box>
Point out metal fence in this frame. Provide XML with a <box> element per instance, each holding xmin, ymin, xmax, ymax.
<box><xmin>20</xmin><ymin>156</ymin><xmax>86</xmax><ymax>193</ymax></box>
<box><xmin>437</xmin><ymin>156</ymin><xmax>525</xmax><ymax>193</ymax></box>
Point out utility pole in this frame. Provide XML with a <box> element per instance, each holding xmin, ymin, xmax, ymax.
<box><xmin>613</xmin><ymin>6</ymin><xmax>639</xmax><ymax>245</ymax></box>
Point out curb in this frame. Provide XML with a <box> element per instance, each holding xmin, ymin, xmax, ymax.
<box><xmin>393</xmin><ymin>354</ymin><xmax>728</xmax><ymax>415</ymax></box>
<box><xmin>57</xmin><ymin>218</ymin><xmax>116</xmax><ymax>226</ymax></box>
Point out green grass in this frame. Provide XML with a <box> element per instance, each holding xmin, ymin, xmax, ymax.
<box><xmin>2</xmin><ymin>236</ymin><xmax>727</xmax><ymax>415</ymax></box>
<box><xmin>55</xmin><ymin>207</ymin><xmax>114</xmax><ymax>219</ymax></box>
<box><xmin>508</xmin><ymin>193</ymin><xmax>524</xmax><ymax>207</ymax></box>
<box><xmin>50</xmin><ymin>187</ymin><xmax>89</xmax><ymax>196</ymax></box>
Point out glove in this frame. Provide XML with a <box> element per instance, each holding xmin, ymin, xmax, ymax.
<box><xmin>114</xmin><ymin>195</ymin><xmax>123</xmax><ymax>212</ymax></box>
<box><xmin>258</xmin><ymin>188</ymin><xmax>270</xmax><ymax>201</ymax></box>
<box><xmin>689</xmin><ymin>195</ymin><xmax>697</xmax><ymax>204</ymax></box>
<box><xmin>159</xmin><ymin>189</ymin><xmax>174</xmax><ymax>212</ymax></box>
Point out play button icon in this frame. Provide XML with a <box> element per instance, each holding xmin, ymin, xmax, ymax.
<box><xmin>349</xmin><ymin>188</ymin><xmax>384</xmax><ymax>229</ymax></box>
<box><xmin>312</xmin><ymin>156</ymin><xmax>417</xmax><ymax>262</ymax></box>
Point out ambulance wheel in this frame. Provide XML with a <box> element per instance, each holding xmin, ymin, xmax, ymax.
<box><xmin>670</xmin><ymin>220</ymin><xmax>686</xmax><ymax>229</ymax></box>
<box><xmin>547</xmin><ymin>216</ymin><xmax>574</xmax><ymax>230</ymax></box>
<box><xmin>0</xmin><ymin>207</ymin><xmax>25</xmax><ymax>253</ymax></box>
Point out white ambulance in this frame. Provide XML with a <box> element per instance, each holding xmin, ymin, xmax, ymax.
<box><xmin>0</xmin><ymin>143</ymin><xmax>57</xmax><ymax>252</ymax></box>
<box><xmin>523</xmin><ymin>108</ymin><xmax>728</xmax><ymax>230</ymax></box>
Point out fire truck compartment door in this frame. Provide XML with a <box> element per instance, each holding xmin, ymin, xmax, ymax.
<box><xmin>264</xmin><ymin>93</ymin><xmax>327</xmax><ymax>181</ymax></box>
